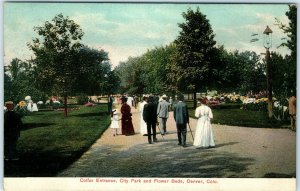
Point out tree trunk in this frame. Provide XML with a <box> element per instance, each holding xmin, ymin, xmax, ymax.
<box><xmin>64</xmin><ymin>96</ymin><xmax>68</xmax><ymax>117</ymax></box>
<box><xmin>193</xmin><ymin>91</ymin><xmax>197</xmax><ymax>109</ymax></box>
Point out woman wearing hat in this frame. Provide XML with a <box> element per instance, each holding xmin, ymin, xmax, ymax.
<box><xmin>193</xmin><ymin>98</ymin><xmax>215</xmax><ymax>148</ymax></box>
<box><xmin>120</xmin><ymin>96</ymin><xmax>135</xmax><ymax>136</ymax></box>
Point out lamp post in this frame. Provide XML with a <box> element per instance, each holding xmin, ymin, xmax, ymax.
<box><xmin>263</xmin><ymin>25</ymin><xmax>273</xmax><ymax>119</ymax></box>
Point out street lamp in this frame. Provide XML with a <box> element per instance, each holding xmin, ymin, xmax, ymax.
<box><xmin>263</xmin><ymin>25</ymin><xmax>273</xmax><ymax>119</ymax></box>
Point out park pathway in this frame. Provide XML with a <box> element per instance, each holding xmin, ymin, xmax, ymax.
<box><xmin>57</xmin><ymin>104</ymin><xmax>296</xmax><ymax>178</ymax></box>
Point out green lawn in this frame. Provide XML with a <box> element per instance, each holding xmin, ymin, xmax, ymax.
<box><xmin>5</xmin><ymin>104</ymin><xmax>110</xmax><ymax>177</ymax></box>
<box><xmin>189</xmin><ymin>108</ymin><xmax>289</xmax><ymax>128</ymax></box>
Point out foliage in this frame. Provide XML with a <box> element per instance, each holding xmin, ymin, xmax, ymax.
<box><xmin>72</xmin><ymin>45</ymin><xmax>112</xmax><ymax>95</ymax></box>
<box><xmin>276</xmin><ymin>4</ymin><xmax>297</xmax><ymax>59</ymax></box>
<box><xmin>4</xmin><ymin>58</ymin><xmax>46</xmax><ymax>103</ymax></box>
<box><xmin>190</xmin><ymin>108</ymin><xmax>288</xmax><ymax>128</ymax></box>
<box><xmin>28</xmin><ymin>13</ymin><xmax>84</xmax><ymax>97</ymax></box>
<box><xmin>273</xmin><ymin>99</ymin><xmax>289</xmax><ymax>121</ymax></box>
<box><xmin>173</xmin><ymin>7</ymin><xmax>216</xmax><ymax>94</ymax></box>
<box><xmin>275</xmin><ymin>4</ymin><xmax>297</xmax><ymax>96</ymax></box>
<box><xmin>224</xmin><ymin>97</ymin><xmax>242</xmax><ymax>104</ymax></box>
<box><xmin>77</xmin><ymin>94</ymin><xmax>89</xmax><ymax>105</ymax></box>
<box><xmin>14</xmin><ymin>102</ymin><xmax>30</xmax><ymax>118</ymax></box>
<box><xmin>115</xmin><ymin>44</ymin><xmax>176</xmax><ymax>95</ymax></box>
<box><xmin>242</xmin><ymin>102</ymin><xmax>268</xmax><ymax>112</ymax></box>
<box><xmin>213</xmin><ymin>47</ymin><xmax>266</xmax><ymax>94</ymax></box>
<box><xmin>5</xmin><ymin>105</ymin><xmax>110</xmax><ymax>177</ymax></box>
<box><xmin>212</xmin><ymin>103</ymin><xmax>242</xmax><ymax>110</ymax></box>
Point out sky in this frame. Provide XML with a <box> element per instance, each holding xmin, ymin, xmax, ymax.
<box><xmin>3</xmin><ymin>2</ymin><xmax>291</xmax><ymax>68</ymax></box>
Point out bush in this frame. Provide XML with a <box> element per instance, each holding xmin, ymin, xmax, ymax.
<box><xmin>14</xmin><ymin>105</ymin><xmax>30</xmax><ymax>118</ymax></box>
<box><xmin>52</xmin><ymin>102</ymin><xmax>64</xmax><ymax>109</ymax></box>
<box><xmin>77</xmin><ymin>95</ymin><xmax>89</xmax><ymax>105</ymax></box>
<box><xmin>242</xmin><ymin>102</ymin><xmax>268</xmax><ymax>112</ymax></box>
<box><xmin>212</xmin><ymin>103</ymin><xmax>242</xmax><ymax>109</ymax></box>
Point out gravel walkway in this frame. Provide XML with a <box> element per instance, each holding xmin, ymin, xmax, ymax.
<box><xmin>57</xmin><ymin>106</ymin><xmax>296</xmax><ymax>178</ymax></box>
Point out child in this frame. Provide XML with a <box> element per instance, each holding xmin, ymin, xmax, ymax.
<box><xmin>110</xmin><ymin>109</ymin><xmax>120</xmax><ymax>136</ymax></box>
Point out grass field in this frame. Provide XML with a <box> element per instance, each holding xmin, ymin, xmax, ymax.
<box><xmin>189</xmin><ymin>108</ymin><xmax>289</xmax><ymax>128</ymax></box>
<box><xmin>5</xmin><ymin>104</ymin><xmax>110</xmax><ymax>177</ymax></box>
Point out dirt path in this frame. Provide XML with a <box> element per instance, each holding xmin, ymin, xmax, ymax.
<box><xmin>57</xmin><ymin>105</ymin><xmax>296</xmax><ymax>178</ymax></box>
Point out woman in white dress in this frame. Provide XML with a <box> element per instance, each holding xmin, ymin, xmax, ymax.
<box><xmin>139</xmin><ymin>96</ymin><xmax>148</xmax><ymax>135</ymax></box>
<box><xmin>193</xmin><ymin>98</ymin><xmax>215</xmax><ymax>148</ymax></box>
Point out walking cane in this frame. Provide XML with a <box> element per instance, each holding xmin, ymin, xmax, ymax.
<box><xmin>156</xmin><ymin>122</ymin><xmax>165</xmax><ymax>140</ymax></box>
<box><xmin>188</xmin><ymin>123</ymin><xmax>194</xmax><ymax>141</ymax></box>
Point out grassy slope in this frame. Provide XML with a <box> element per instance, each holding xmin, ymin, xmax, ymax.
<box><xmin>5</xmin><ymin>105</ymin><xmax>110</xmax><ymax>177</ymax></box>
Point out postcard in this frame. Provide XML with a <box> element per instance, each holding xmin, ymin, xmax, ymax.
<box><xmin>2</xmin><ymin>1</ymin><xmax>297</xmax><ymax>191</ymax></box>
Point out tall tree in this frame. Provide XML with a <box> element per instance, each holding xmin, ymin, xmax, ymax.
<box><xmin>4</xmin><ymin>58</ymin><xmax>45</xmax><ymax>103</ymax></box>
<box><xmin>28</xmin><ymin>14</ymin><xmax>84</xmax><ymax>116</ymax></box>
<box><xmin>174</xmin><ymin>7</ymin><xmax>216</xmax><ymax>108</ymax></box>
<box><xmin>72</xmin><ymin>46</ymin><xmax>111</xmax><ymax>96</ymax></box>
<box><xmin>275</xmin><ymin>4</ymin><xmax>297</xmax><ymax>95</ymax></box>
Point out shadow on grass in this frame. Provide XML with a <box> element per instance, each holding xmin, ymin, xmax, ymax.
<box><xmin>21</xmin><ymin>123</ymin><xmax>55</xmax><ymax>131</ymax></box>
<box><xmin>4</xmin><ymin>144</ymin><xmax>93</xmax><ymax>177</ymax></box>
<box><xmin>73</xmin><ymin>112</ymin><xmax>108</xmax><ymax>117</ymax></box>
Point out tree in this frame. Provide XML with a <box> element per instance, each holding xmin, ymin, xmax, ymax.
<box><xmin>4</xmin><ymin>58</ymin><xmax>46</xmax><ymax>103</ymax></box>
<box><xmin>72</xmin><ymin>46</ymin><xmax>111</xmax><ymax>96</ymax></box>
<box><xmin>275</xmin><ymin>4</ymin><xmax>297</xmax><ymax>96</ymax></box>
<box><xmin>28</xmin><ymin>14</ymin><xmax>84</xmax><ymax>116</ymax></box>
<box><xmin>173</xmin><ymin>7</ymin><xmax>216</xmax><ymax>108</ymax></box>
<box><xmin>115</xmin><ymin>44</ymin><xmax>176</xmax><ymax>95</ymax></box>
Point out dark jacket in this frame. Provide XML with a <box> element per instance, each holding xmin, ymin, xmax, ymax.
<box><xmin>4</xmin><ymin>111</ymin><xmax>22</xmax><ymax>141</ymax></box>
<box><xmin>143</xmin><ymin>102</ymin><xmax>157</xmax><ymax>123</ymax></box>
<box><xmin>174</xmin><ymin>101</ymin><xmax>189</xmax><ymax>125</ymax></box>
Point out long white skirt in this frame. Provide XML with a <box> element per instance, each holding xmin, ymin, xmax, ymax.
<box><xmin>193</xmin><ymin>117</ymin><xmax>215</xmax><ymax>147</ymax></box>
<box><xmin>140</xmin><ymin>114</ymin><xmax>148</xmax><ymax>135</ymax></box>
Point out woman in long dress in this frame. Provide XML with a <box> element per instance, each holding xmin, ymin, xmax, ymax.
<box><xmin>193</xmin><ymin>98</ymin><xmax>215</xmax><ymax>148</ymax></box>
<box><xmin>139</xmin><ymin>96</ymin><xmax>148</xmax><ymax>135</ymax></box>
<box><xmin>120</xmin><ymin>96</ymin><xmax>135</xmax><ymax>136</ymax></box>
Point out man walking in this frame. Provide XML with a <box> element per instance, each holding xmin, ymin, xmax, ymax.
<box><xmin>173</xmin><ymin>94</ymin><xmax>189</xmax><ymax>147</ymax></box>
<box><xmin>157</xmin><ymin>94</ymin><xmax>169</xmax><ymax>135</ymax></box>
<box><xmin>143</xmin><ymin>96</ymin><xmax>158</xmax><ymax>144</ymax></box>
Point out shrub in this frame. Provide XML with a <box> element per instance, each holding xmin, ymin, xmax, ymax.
<box><xmin>212</xmin><ymin>103</ymin><xmax>243</xmax><ymax>109</ymax></box>
<box><xmin>77</xmin><ymin>95</ymin><xmax>89</xmax><ymax>105</ymax></box>
<box><xmin>242</xmin><ymin>102</ymin><xmax>268</xmax><ymax>112</ymax></box>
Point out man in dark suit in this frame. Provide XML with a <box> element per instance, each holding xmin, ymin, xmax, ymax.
<box><xmin>173</xmin><ymin>94</ymin><xmax>189</xmax><ymax>147</ymax></box>
<box><xmin>4</xmin><ymin>101</ymin><xmax>22</xmax><ymax>160</ymax></box>
<box><xmin>143</xmin><ymin>96</ymin><xmax>158</xmax><ymax>144</ymax></box>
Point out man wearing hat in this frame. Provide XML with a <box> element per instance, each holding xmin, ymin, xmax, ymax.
<box><xmin>4</xmin><ymin>101</ymin><xmax>23</xmax><ymax>160</ymax></box>
<box><xmin>157</xmin><ymin>94</ymin><xmax>170</xmax><ymax>135</ymax></box>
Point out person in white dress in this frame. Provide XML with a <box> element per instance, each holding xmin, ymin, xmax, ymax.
<box><xmin>127</xmin><ymin>96</ymin><xmax>134</xmax><ymax>107</ymax></box>
<box><xmin>110</xmin><ymin>109</ymin><xmax>120</xmax><ymax>136</ymax></box>
<box><xmin>193</xmin><ymin>98</ymin><xmax>215</xmax><ymax>148</ymax></box>
<box><xmin>139</xmin><ymin>96</ymin><xmax>148</xmax><ymax>135</ymax></box>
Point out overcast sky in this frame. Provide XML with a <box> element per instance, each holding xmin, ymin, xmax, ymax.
<box><xmin>3</xmin><ymin>2</ymin><xmax>291</xmax><ymax>68</ymax></box>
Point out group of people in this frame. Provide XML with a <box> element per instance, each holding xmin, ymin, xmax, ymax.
<box><xmin>110</xmin><ymin>93</ymin><xmax>216</xmax><ymax>149</ymax></box>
